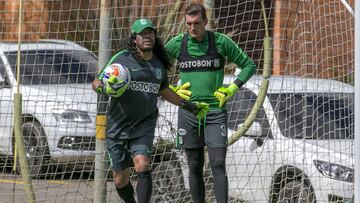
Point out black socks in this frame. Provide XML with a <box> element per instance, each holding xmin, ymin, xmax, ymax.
<box><xmin>186</xmin><ymin>148</ymin><xmax>206</xmax><ymax>203</ymax></box>
<box><xmin>116</xmin><ymin>182</ymin><xmax>136</xmax><ymax>203</ymax></box>
<box><xmin>208</xmin><ymin>147</ymin><xmax>228</xmax><ymax>203</ymax></box>
<box><xmin>136</xmin><ymin>170</ymin><xmax>152</xmax><ymax>203</ymax></box>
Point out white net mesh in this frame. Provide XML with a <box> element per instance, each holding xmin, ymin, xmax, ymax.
<box><xmin>0</xmin><ymin>0</ymin><xmax>355</xmax><ymax>202</ymax></box>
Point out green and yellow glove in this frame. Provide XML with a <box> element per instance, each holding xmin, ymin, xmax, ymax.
<box><xmin>180</xmin><ymin>100</ymin><xmax>209</xmax><ymax>120</ymax></box>
<box><xmin>95</xmin><ymin>84</ymin><xmax>105</xmax><ymax>94</ymax></box>
<box><xmin>103</xmin><ymin>75</ymin><xmax>128</xmax><ymax>97</ymax></box>
<box><xmin>214</xmin><ymin>83</ymin><xmax>239</xmax><ymax>108</ymax></box>
<box><xmin>194</xmin><ymin>102</ymin><xmax>209</xmax><ymax>120</ymax></box>
<box><xmin>169</xmin><ymin>82</ymin><xmax>192</xmax><ymax>100</ymax></box>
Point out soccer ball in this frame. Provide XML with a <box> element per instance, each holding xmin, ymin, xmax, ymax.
<box><xmin>101</xmin><ymin>63</ymin><xmax>131</xmax><ymax>97</ymax></box>
<box><xmin>101</xmin><ymin>63</ymin><xmax>131</xmax><ymax>85</ymax></box>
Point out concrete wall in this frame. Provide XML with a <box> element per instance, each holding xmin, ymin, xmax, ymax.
<box><xmin>0</xmin><ymin>1</ymin><xmax>48</xmax><ymax>41</ymax></box>
<box><xmin>278</xmin><ymin>0</ymin><xmax>354</xmax><ymax>81</ymax></box>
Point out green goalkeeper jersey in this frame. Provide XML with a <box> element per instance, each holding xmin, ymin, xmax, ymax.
<box><xmin>165</xmin><ymin>31</ymin><xmax>256</xmax><ymax>110</ymax></box>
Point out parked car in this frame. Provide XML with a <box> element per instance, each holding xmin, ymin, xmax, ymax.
<box><xmin>0</xmin><ymin>39</ymin><xmax>98</xmax><ymax>176</ymax></box>
<box><xmin>155</xmin><ymin>74</ymin><xmax>354</xmax><ymax>203</ymax></box>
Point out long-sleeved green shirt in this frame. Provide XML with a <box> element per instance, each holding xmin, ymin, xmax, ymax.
<box><xmin>165</xmin><ymin>31</ymin><xmax>256</xmax><ymax>110</ymax></box>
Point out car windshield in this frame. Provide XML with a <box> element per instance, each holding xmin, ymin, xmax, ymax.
<box><xmin>6</xmin><ymin>50</ymin><xmax>97</xmax><ymax>85</ymax></box>
<box><xmin>269</xmin><ymin>93</ymin><xmax>354</xmax><ymax>139</ymax></box>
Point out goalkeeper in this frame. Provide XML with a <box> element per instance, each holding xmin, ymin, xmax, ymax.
<box><xmin>165</xmin><ymin>3</ymin><xmax>256</xmax><ymax>203</ymax></box>
<box><xmin>92</xmin><ymin>18</ymin><xmax>209</xmax><ymax>203</ymax></box>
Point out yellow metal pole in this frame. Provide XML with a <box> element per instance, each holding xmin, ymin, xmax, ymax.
<box><xmin>14</xmin><ymin>0</ymin><xmax>36</xmax><ymax>202</ymax></box>
<box><xmin>94</xmin><ymin>0</ymin><xmax>111</xmax><ymax>202</ymax></box>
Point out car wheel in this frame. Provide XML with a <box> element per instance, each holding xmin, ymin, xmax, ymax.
<box><xmin>151</xmin><ymin>160</ymin><xmax>188</xmax><ymax>203</ymax></box>
<box><xmin>15</xmin><ymin>120</ymin><xmax>49</xmax><ymax>178</ymax></box>
<box><xmin>277</xmin><ymin>180</ymin><xmax>315</xmax><ymax>203</ymax></box>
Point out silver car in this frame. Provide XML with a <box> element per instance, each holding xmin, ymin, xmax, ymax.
<box><xmin>0</xmin><ymin>39</ymin><xmax>98</xmax><ymax>176</ymax></box>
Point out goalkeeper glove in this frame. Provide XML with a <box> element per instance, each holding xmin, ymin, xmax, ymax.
<box><xmin>214</xmin><ymin>83</ymin><xmax>239</xmax><ymax>108</ymax></box>
<box><xmin>95</xmin><ymin>84</ymin><xmax>105</xmax><ymax>94</ymax></box>
<box><xmin>104</xmin><ymin>75</ymin><xmax>128</xmax><ymax>97</ymax></box>
<box><xmin>169</xmin><ymin>82</ymin><xmax>192</xmax><ymax>100</ymax></box>
<box><xmin>180</xmin><ymin>100</ymin><xmax>209</xmax><ymax>120</ymax></box>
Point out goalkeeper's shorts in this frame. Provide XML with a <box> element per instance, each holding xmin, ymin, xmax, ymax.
<box><xmin>176</xmin><ymin>109</ymin><xmax>228</xmax><ymax>149</ymax></box>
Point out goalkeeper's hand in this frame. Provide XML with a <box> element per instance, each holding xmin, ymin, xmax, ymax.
<box><xmin>214</xmin><ymin>83</ymin><xmax>239</xmax><ymax>108</ymax></box>
<box><xmin>102</xmin><ymin>75</ymin><xmax>128</xmax><ymax>97</ymax></box>
<box><xmin>169</xmin><ymin>82</ymin><xmax>192</xmax><ymax>100</ymax></box>
<box><xmin>180</xmin><ymin>100</ymin><xmax>209</xmax><ymax>120</ymax></box>
<box><xmin>94</xmin><ymin>78</ymin><xmax>105</xmax><ymax>94</ymax></box>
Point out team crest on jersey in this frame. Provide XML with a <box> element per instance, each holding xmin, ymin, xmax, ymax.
<box><xmin>178</xmin><ymin>128</ymin><xmax>187</xmax><ymax>136</ymax></box>
<box><xmin>155</xmin><ymin>68</ymin><xmax>162</xmax><ymax>79</ymax></box>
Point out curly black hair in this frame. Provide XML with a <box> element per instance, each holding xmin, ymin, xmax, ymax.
<box><xmin>125</xmin><ymin>32</ymin><xmax>171</xmax><ymax>71</ymax></box>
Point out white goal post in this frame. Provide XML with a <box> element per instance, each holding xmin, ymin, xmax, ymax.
<box><xmin>354</xmin><ymin>0</ymin><xmax>360</xmax><ymax>201</ymax></box>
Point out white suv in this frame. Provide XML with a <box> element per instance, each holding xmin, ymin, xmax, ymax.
<box><xmin>156</xmin><ymin>75</ymin><xmax>354</xmax><ymax>203</ymax></box>
<box><xmin>0</xmin><ymin>39</ymin><xmax>98</xmax><ymax>176</ymax></box>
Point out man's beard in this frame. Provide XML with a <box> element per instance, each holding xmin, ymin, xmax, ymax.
<box><xmin>138</xmin><ymin>39</ymin><xmax>154</xmax><ymax>52</ymax></box>
<box><xmin>139</xmin><ymin>46</ymin><xmax>153</xmax><ymax>52</ymax></box>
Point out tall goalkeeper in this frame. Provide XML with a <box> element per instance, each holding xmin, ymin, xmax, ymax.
<box><xmin>165</xmin><ymin>3</ymin><xmax>256</xmax><ymax>203</ymax></box>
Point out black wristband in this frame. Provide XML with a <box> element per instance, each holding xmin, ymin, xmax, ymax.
<box><xmin>233</xmin><ymin>79</ymin><xmax>244</xmax><ymax>88</ymax></box>
<box><xmin>180</xmin><ymin>100</ymin><xmax>198</xmax><ymax>115</ymax></box>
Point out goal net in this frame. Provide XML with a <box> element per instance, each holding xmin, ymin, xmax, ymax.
<box><xmin>0</xmin><ymin>0</ymin><xmax>355</xmax><ymax>202</ymax></box>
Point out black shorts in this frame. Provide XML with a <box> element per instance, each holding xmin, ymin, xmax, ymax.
<box><xmin>106</xmin><ymin>135</ymin><xmax>154</xmax><ymax>172</ymax></box>
<box><xmin>176</xmin><ymin>109</ymin><xmax>228</xmax><ymax>148</ymax></box>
